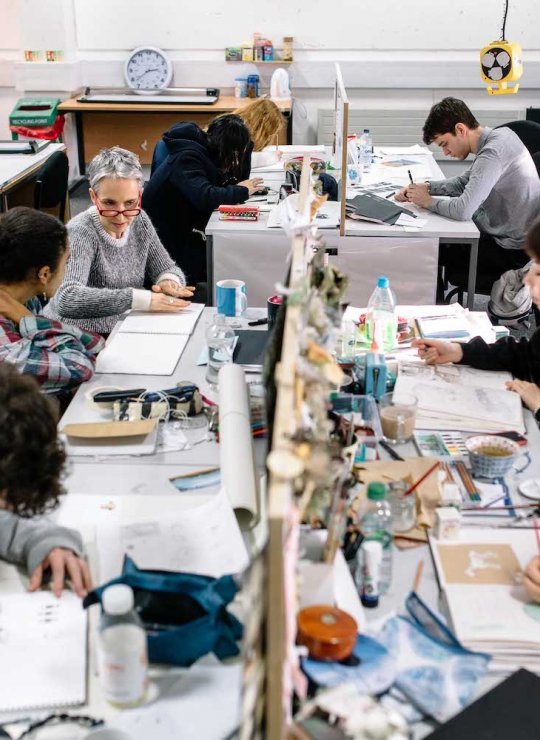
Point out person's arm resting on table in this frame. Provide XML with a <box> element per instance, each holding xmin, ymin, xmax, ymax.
<box><xmin>0</xmin><ymin>511</ymin><xmax>91</xmax><ymax>597</ymax></box>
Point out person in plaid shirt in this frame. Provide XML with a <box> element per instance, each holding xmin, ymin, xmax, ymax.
<box><xmin>0</xmin><ymin>207</ymin><xmax>103</xmax><ymax>393</ymax></box>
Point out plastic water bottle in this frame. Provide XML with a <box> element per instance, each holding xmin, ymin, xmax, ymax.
<box><xmin>97</xmin><ymin>584</ymin><xmax>148</xmax><ymax>708</ymax></box>
<box><xmin>359</xmin><ymin>128</ymin><xmax>373</xmax><ymax>173</ymax></box>
<box><xmin>206</xmin><ymin>313</ymin><xmax>235</xmax><ymax>385</ymax></box>
<box><xmin>358</xmin><ymin>481</ymin><xmax>393</xmax><ymax>594</ymax></box>
<box><xmin>366</xmin><ymin>276</ymin><xmax>397</xmax><ymax>352</ymax></box>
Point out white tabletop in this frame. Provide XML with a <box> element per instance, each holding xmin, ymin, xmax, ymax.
<box><xmin>206</xmin><ymin>145</ymin><xmax>479</xmax><ymax>242</ymax></box>
<box><xmin>0</xmin><ymin>142</ymin><xmax>65</xmax><ymax>194</ymax></box>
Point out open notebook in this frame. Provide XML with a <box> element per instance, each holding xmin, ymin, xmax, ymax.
<box><xmin>0</xmin><ymin>591</ymin><xmax>87</xmax><ymax>712</ymax></box>
<box><xmin>429</xmin><ymin>527</ymin><xmax>540</xmax><ymax>672</ymax></box>
<box><xmin>95</xmin><ymin>303</ymin><xmax>204</xmax><ymax>375</ymax></box>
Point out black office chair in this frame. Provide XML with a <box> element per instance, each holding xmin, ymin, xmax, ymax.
<box><xmin>442</xmin><ymin>121</ymin><xmax>540</xmax><ymax>307</ymax></box>
<box><xmin>33</xmin><ymin>150</ymin><xmax>69</xmax><ymax>222</ymax></box>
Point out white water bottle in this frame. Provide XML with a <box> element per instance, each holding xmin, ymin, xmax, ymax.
<box><xmin>359</xmin><ymin>128</ymin><xmax>373</xmax><ymax>173</ymax></box>
<box><xmin>358</xmin><ymin>482</ymin><xmax>393</xmax><ymax>594</ymax></box>
<box><xmin>97</xmin><ymin>584</ymin><xmax>148</xmax><ymax>708</ymax></box>
<box><xmin>366</xmin><ymin>275</ymin><xmax>397</xmax><ymax>352</ymax></box>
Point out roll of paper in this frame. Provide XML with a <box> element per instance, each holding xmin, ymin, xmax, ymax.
<box><xmin>218</xmin><ymin>364</ymin><xmax>259</xmax><ymax>530</ymax></box>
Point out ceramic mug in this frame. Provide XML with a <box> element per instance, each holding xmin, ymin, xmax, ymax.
<box><xmin>216</xmin><ymin>279</ymin><xmax>247</xmax><ymax>317</ymax></box>
<box><xmin>465</xmin><ymin>435</ymin><xmax>529</xmax><ymax>478</ymax></box>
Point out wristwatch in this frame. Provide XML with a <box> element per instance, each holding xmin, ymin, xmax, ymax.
<box><xmin>534</xmin><ymin>406</ymin><xmax>540</xmax><ymax>424</ymax></box>
<box><xmin>425</xmin><ymin>181</ymin><xmax>432</xmax><ymax>194</ymax></box>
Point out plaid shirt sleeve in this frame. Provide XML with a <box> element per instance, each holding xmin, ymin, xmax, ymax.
<box><xmin>0</xmin><ymin>306</ymin><xmax>105</xmax><ymax>392</ymax></box>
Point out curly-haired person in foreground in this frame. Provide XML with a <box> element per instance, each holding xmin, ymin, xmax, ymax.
<box><xmin>0</xmin><ymin>363</ymin><xmax>91</xmax><ymax>597</ymax></box>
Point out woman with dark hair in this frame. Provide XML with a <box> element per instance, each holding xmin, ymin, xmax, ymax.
<box><xmin>0</xmin><ymin>362</ymin><xmax>91</xmax><ymax>597</ymax></box>
<box><xmin>142</xmin><ymin>114</ymin><xmax>264</xmax><ymax>286</ymax></box>
<box><xmin>0</xmin><ymin>207</ymin><xmax>103</xmax><ymax>393</ymax></box>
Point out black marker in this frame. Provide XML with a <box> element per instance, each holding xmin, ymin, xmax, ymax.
<box><xmin>248</xmin><ymin>318</ymin><xmax>268</xmax><ymax>326</ymax></box>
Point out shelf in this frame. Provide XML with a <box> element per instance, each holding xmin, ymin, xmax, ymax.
<box><xmin>225</xmin><ymin>60</ymin><xmax>292</xmax><ymax>64</ymax></box>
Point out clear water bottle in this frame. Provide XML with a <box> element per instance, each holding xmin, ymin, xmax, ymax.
<box><xmin>366</xmin><ymin>275</ymin><xmax>397</xmax><ymax>352</ymax></box>
<box><xmin>97</xmin><ymin>584</ymin><xmax>148</xmax><ymax>708</ymax></box>
<box><xmin>206</xmin><ymin>313</ymin><xmax>235</xmax><ymax>385</ymax></box>
<box><xmin>359</xmin><ymin>128</ymin><xmax>373</xmax><ymax>173</ymax></box>
<box><xmin>358</xmin><ymin>481</ymin><xmax>393</xmax><ymax>594</ymax></box>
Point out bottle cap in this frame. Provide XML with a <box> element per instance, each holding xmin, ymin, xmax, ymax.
<box><xmin>367</xmin><ymin>481</ymin><xmax>387</xmax><ymax>501</ymax></box>
<box><xmin>377</xmin><ymin>276</ymin><xmax>389</xmax><ymax>288</ymax></box>
<box><xmin>102</xmin><ymin>584</ymin><xmax>134</xmax><ymax>615</ymax></box>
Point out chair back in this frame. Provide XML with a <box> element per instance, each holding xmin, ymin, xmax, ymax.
<box><xmin>150</xmin><ymin>139</ymin><xmax>168</xmax><ymax>176</ymax></box>
<box><xmin>33</xmin><ymin>150</ymin><xmax>69</xmax><ymax>222</ymax></box>
<box><xmin>496</xmin><ymin>120</ymin><xmax>540</xmax><ymax>157</ymax></box>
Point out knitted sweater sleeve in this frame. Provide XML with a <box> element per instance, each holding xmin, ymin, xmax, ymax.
<box><xmin>139</xmin><ymin>212</ymin><xmax>186</xmax><ymax>285</ymax></box>
<box><xmin>50</xmin><ymin>215</ymin><xmax>133</xmax><ymax>319</ymax></box>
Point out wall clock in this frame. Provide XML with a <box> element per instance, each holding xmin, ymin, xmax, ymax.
<box><xmin>124</xmin><ymin>46</ymin><xmax>173</xmax><ymax>91</ymax></box>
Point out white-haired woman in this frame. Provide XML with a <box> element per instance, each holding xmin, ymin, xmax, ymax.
<box><xmin>45</xmin><ymin>147</ymin><xmax>194</xmax><ymax>335</ymax></box>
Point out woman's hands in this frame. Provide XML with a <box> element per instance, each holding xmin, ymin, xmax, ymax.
<box><xmin>524</xmin><ymin>556</ymin><xmax>540</xmax><ymax>603</ymax></box>
<box><xmin>149</xmin><ymin>281</ymin><xmax>195</xmax><ymax>312</ymax></box>
<box><xmin>238</xmin><ymin>177</ymin><xmax>265</xmax><ymax>196</ymax></box>
<box><xmin>412</xmin><ymin>338</ymin><xmax>464</xmax><ymax>365</ymax></box>
<box><xmin>0</xmin><ymin>289</ymin><xmax>33</xmax><ymax>324</ymax></box>
<box><xmin>506</xmin><ymin>378</ymin><xmax>540</xmax><ymax>413</ymax></box>
<box><xmin>28</xmin><ymin>548</ymin><xmax>92</xmax><ymax>598</ymax></box>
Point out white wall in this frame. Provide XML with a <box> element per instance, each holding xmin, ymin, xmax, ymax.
<box><xmin>1</xmin><ymin>0</ymin><xmax>539</xmax><ymax>143</ymax></box>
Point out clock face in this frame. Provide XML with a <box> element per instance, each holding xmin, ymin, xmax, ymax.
<box><xmin>124</xmin><ymin>46</ymin><xmax>172</xmax><ymax>90</ymax></box>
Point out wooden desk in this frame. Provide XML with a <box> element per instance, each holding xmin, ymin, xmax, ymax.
<box><xmin>0</xmin><ymin>142</ymin><xmax>66</xmax><ymax>212</ymax></box>
<box><xmin>59</xmin><ymin>95</ymin><xmax>293</xmax><ymax>174</ymax></box>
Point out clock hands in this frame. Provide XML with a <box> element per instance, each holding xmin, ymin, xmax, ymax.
<box><xmin>136</xmin><ymin>68</ymin><xmax>160</xmax><ymax>82</ymax></box>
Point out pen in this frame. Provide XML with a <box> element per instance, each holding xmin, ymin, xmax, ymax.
<box><xmin>385</xmin><ymin>191</ymin><xmax>396</xmax><ymax>199</ymax></box>
<box><xmin>379</xmin><ymin>439</ymin><xmax>405</xmax><ymax>461</ymax></box>
<box><xmin>248</xmin><ymin>318</ymin><xmax>268</xmax><ymax>326</ymax></box>
<box><xmin>408</xmin><ymin>169</ymin><xmax>414</xmax><ymax>184</ymax></box>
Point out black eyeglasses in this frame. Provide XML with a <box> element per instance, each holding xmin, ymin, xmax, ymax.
<box><xmin>95</xmin><ymin>196</ymin><xmax>142</xmax><ymax>218</ymax></box>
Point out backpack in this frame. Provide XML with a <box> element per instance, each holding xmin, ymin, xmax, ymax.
<box><xmin>488</xmin><ymin>263</ymin><xmax>532</xmax><ymax>326</ymax></box>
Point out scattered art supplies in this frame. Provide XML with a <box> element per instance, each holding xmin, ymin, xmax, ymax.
<box><xmin>394</xmin><ymin>361</ymin><xmax>525</xmax><ymax>434</ymax></box>
<box><xmin>345</xmin><ymin>193</ymin><xmax>416</xmax><ymax>225</ymax></box>
<box><xmin>0</xmin><ymin>591</ymin><xmax>87</xmax><ymax>712</ymax></box>
<box><xmin>429</xmin><ymin>526</ymin><xmax>540</xmax><ymax>672</ymax></box>
<box><xmin>61</xmin><ymin>418</ymin><xmax>159</xmax><ymax>457</ymax></box>
<box><xmin>267</xmin><ymin>199</ymin><xmax>340</xmax><ymax>229</ymax></box>
<box><xmin>95</xmin><ymin>303</ymin><xmax>204</xmax><ymax>375</ymax></box>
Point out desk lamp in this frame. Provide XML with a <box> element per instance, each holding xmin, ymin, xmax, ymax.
<box><xmin>480</xmin><ymin>0</ymin><xmax>522</xmax><ymax>95</ymax></box>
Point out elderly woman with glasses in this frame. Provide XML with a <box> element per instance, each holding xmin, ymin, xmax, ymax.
<box><xmin>45</xmin><ymin>147</ymin><xmax>193</xmax><ymax>335</ymax></box>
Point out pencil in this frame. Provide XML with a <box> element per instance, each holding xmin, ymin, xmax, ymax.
<box><xmin>403</xmin><ymin>461</ymin><xmax>440</xmax><ymax>497</ymax></box>
<box><xmin>413</xmin><ymin>560</ymin><xmax>424</xmax><ymax>592</ymax></box>
<box><xmin>408</xmin><ymin>169</ymin><xmax>414</xmax><ymax>184</ymax></box>
<box><xmin>534</xmin><ymin>516</ymin><xmax>540</xmax><ymax>556</ymax></box>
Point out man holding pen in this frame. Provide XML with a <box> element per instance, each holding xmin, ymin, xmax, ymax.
<box><xmin>395</xmin><ymin>97</ymin><xmax>540</xmax><ymax>290</ymax></box>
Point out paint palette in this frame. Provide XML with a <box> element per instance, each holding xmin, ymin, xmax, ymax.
<box><xmin>414</xmin><ymin>431</ymin><xmax>468</xmax><ymax>459</ymax></box>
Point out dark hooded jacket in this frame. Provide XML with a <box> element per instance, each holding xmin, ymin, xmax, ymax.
<box><xmin>142</xmin><ymin>123</ymin><xmax>251</xmax><ymax>285</ymax></box>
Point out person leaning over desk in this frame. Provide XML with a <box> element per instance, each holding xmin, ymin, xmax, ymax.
<box><xmin>233</xmin><ymin>97</ymin><xmax>285</xmax><ymax>169</ymax></box>
<box><xmin>0</xmin><ymin>208</ymin><xmax>103</xmax><ymax>394</ymax></box>
<box><xmin>413</xmin><ymin>216</ymin><xmax>540</xmax><ymax>416</ymax></box>
<box><xmin>396</xmin><ymin>97</ymin><xmax>540</xmax><ymax>287</ymax></box>
<box><xmin>45</xmin><ymin>147</ymin><xmax>193</xmax><ymax>336</ymax></box>
<box><xmin>0</xmin><ymin>363</ymin><xmax>90</xmax><ymax>598</ymax></box>
<box><xmin>142</xmin><ymin>114</ymin><xmax>264</xmax><ymax>287</ymax></box>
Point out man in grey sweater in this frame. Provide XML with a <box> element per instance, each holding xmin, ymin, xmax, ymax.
<box><xmin>396</xmin><ymin>97</ymin><xmax>540</xmax><ymax>290</ymax></box>
<box><xmin>0</xmin><ymin>364</ymin><xmax>90</xmax><ymax>597</ymax></box>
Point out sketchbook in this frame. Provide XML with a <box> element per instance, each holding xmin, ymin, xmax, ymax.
<box><xmin>96</xmin><ymin>332</ymin><xmax>188</xmax><ymax>375</ymax></box>
<box><xmin>0</xmin><ymin>591</ymin><xmax>87</xmax><ymax>712</ymax></box>
<box><xmin>394</xmin><ymin>361</ymin><xmax>524</xmax><ymax>433</ymax></box>
<box><xmin>429</xmin><ymin>527</ymin><xmax>540</xmax><ymax>671</ymax></box>
<box><xmin>118</xmin><ymin>303</ymin><xmax>204</xmax><ymax>335</ymax></box>
<box><xmin>416</xmin><ymin>314</ymin><xmax>472</xmax><ymax>340</ymax></box>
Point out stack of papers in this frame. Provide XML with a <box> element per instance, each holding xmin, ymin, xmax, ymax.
<box><xmin>394</xmin><ymin>361</ymin><xmax>525</xmax><ymax>433</ymax></box>
<box><xmin>267</xmin><ymin>200</ymin><xmax>340</xmax><ymax>229</ymax></box>
<box><xmin>429</xmin><ymin>527</ymin><xmax>540</xmax><ymax>672</ymax></box>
